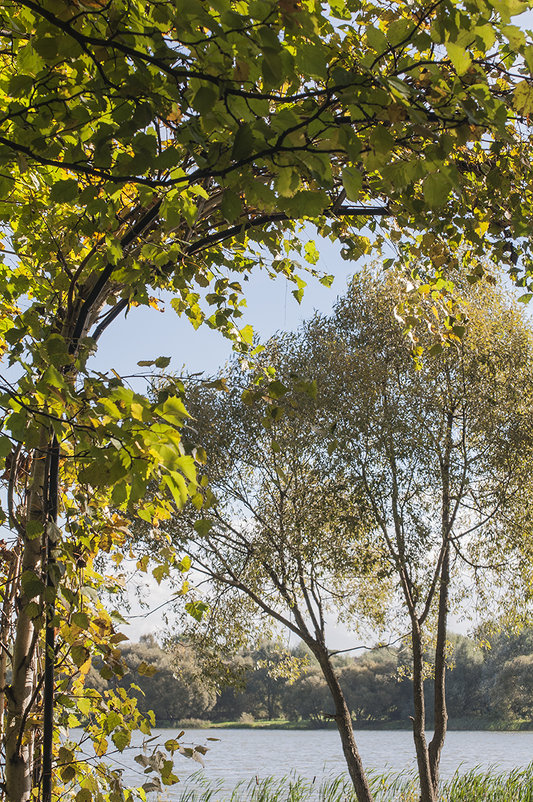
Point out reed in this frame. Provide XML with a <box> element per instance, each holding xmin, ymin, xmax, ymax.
<box><xmin>174</xmin><ymin>765</ymin><xmax>533</xmax><ymax>801</ymax></box>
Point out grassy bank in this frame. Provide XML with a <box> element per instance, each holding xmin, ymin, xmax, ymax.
<box><xmin>174</xmin><ymin>766</ymin><xmax>533</xmax><ymax>801</ymax></box>
<box><xmin>160</xmin><ymin>717</ymin><xmax>533</xmax><ymax>731</ymax></box>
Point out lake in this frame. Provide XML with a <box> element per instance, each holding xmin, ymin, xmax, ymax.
<box><xmin>75</xmin><ymin>727</ymin><xmax>533</xmax><ymax>797</ymax></box>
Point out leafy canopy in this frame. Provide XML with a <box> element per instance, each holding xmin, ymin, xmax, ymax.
<box><xmin>3</xmin><ymin>0</ymin><xmax>533</xmax><ymax>798</ymax></box>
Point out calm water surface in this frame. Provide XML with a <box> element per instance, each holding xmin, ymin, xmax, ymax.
<box><xmin>77</xmin><ymin>728</ymin><xmax>533</xmax><ymax>797</ymax></box>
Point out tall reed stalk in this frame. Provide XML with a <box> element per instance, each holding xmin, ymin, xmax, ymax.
<box><xmin>173</xmin><ymin>765</ymin><xmax>533</xmax><ymax>802</ymax></box>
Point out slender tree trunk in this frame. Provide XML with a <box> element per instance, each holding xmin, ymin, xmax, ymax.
<box><xmin>42</xmin><ymin>436</ymin><xmax>60</xmax><ymax>802</ymax></box>
<box><xmin>428</xmin><ymin>408</ymin><xmax>453</xmax><ymax>795</ymax></box>
<box><xmin>428</xmin><ymin>544</ymin><xmax>449</xmax><ymax>795</ymax></box>
<box><xmin>410</xmin><ymin>620</ymin><xmax>436</xmax><ymax>802</ymax></box>
<box><xmin>5</xmin><ymin>428</ymin><xmax>49</xmax><ymax>802</ymax></box>
<box><xmin>427</xmin><ymin>407</ymin><xmax>453</xmax><ymax>795</ymax></box>
<box><xmin>313</xmin><ymin>643</ymin><xmax>374</xmax><ymax>802</ymax></box>
<box><xmin>0</xmin><ymin>543</ymin><xmax>21</xmax><ymax>740</ymax></box>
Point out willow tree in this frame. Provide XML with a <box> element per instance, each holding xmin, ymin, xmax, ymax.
<box><xmin>162</xmin><ymin>368</ymin><xmax>390</xmax><ymax>802</ymax></box>
<box><xmin>2</xmin><ymin>0</ymin><xmax>533</xmax><ymax>800</ymax></box>
<box><xmin>158</xmin><ymin>270</ymin><xmax>533</xmax><ymax>802</ymax></box>
<box><xmin>278</xmin><ymin>270</ymin><xmax>533</xmax><ymax>802</ymax></box>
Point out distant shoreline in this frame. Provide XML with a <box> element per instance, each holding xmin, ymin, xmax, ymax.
<box><xmin>153</xmin><ymin>717</ymin><xmax>533</xmax><ymax>732</ymax></box>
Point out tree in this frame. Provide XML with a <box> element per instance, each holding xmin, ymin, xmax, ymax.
<box><xmin>95</xmin><ymin>635</ymin><xmax>218</xmax><ymax>723</ymax></box>
<box><xmin>283</xmin><ymin>666</ymin><xmax>332</xmax><ymax>723</ymax></box>
<box><xmin>167</xmin><ymin>269</ymin><xmax>533</xmax><ymax>802</ymax></box>
<box><xmin>163</xmin><ymin>364</ymin><xmax>389</xmax><ymax>802</ymax></box>
<box><xmin>339</xmin><ymin>649</ymin><xmax>410</xmax><ymax>723</ymax></box>
<box><xmin>281</xmin><ymin>269</ymin><xmax>533</xmax><ymax>801</ymax></box>
<box><xmin>238</xmin><ymin>641</ymin><xmax>297</xmax><ymax>721</ymax></box>
<box><xmin>3</xmin><ymin>1</ymin><xmax>533</xmax><ymax>800</ymax></box>
<box><xmin>441</xmin><ymin>635</ymin><xmax>486</xmax><ymax>720</ymax></box>
<box><xmin>489</xmin><ymin>654</ymin><xmax>533</xmax><ymax>719</ymax></box>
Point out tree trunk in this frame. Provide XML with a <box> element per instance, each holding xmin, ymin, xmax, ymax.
<box><xmin>428</xmin><ymin>408</ymin><xmax>453</xmax><ymax>795</ymax></box>
<box><xmin>313</xmin><ymin>643</ymin><xmax>374</xmax><ymax>802</ymax></box>
<box><xmin>410</xmin><ymin>620</ymin><xmax>436</xmax><ymax>802</ymax></box>
<box><xmin>428</xmin><ymin>549</ymin><xmax>451</xmax><ymax>791</ymax></box>
<box><xmin>5</xmin><ymin>428</ymin><xmax>49</xmax><ymax>802</ymax></box>
<box><xmin>0</xmin><ymin>543</ymin><xmax>21</xmax><ymax>739</ymax></box>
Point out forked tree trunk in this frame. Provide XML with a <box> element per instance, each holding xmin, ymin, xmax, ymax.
<box><xmin>5</xmin><ymin>427</ymin><xmax>49</xmax><ymax>802</ymax></box>
<box><xmin>313</xmin><ymin>642</ymin><xmax>374</xmax><ymax>802</ymax></box>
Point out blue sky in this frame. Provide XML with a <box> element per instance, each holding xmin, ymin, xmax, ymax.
<box><xmin>91</xmin><ymin>234</ymin><xmax>360</xmax><ymax>379</ymax></box>
<box><xmin>93</xmin><ymin>235</ymin><xmax>375</xmax><ymax>648</ymax></box>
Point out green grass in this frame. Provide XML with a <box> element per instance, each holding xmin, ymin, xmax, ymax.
<box><xmin>161</xmin><ymin>718</ymin><xmax>533</xmax><ymax>732</ymax></box>
<box><xmin>174</xmin><ymin>765</ymin><xmax>533</xmax><ymax>801</ymax></box>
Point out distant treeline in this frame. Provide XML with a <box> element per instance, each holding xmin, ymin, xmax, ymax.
<box><xmin>88</xmin><ymin>630</ymin><xmax>533</xmax><ymax>727</ymax></box>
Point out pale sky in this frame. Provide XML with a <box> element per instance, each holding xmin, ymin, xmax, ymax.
<box><xmin>93</xmin><ymin>233</ymin><xmax>374</xmax><ymax>650</ymax></box>
<box><xmin>91</xmin><ymin>233</ymin><xmax>357</xmax><ymax>379</ymax></box>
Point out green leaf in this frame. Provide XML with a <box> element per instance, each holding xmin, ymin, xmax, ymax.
<box><xmin>423</xmin><ymin>173</ymin><xmax>453</xmax><ymax>207</ymax></box>
<box><xmin>191</xmin><ymin>85</ymin><xmax>218</xmax><ymax>113</ymax></box>
<box><xmin>17</xmin><ymin>44</ymin><xmax>45</xmax><ymax>76</ymax></box>
<box><xmin>239</xmin><ymin>325</ymin><xmax>254</xmax><ymax>345</ymax></box>
<box><xmin>220</xmin><ymin>190</ymin><xmax>243</xmax><ymax>222</ymax></box>
<box><xmin>342</xmin><ymin>166</ymin><xmax>363</xmax><ymax>201</ymax></box>
<box><xmin>194</xmin><ymin>519</ymin><xmax>213</xmax><ymax>536</ymax></box>
<box><xmin>61</xmin><ymin>765</ymin><xmax>76</xmax><ymax>783</ymax></box>
<box><xmin>21</xmin><ymin>571</ymin><xmax>45</xmax><ymax>600</ymax></box>
<box><xmin>71</xmin><ymin>645</ymin><xmax>90</xmax><ymax>667</ymax></box>
<box><xmin>50</xmin><ymin>180</ymin><xmax>79</xmax><ymax>204</ymax></box>
<box><xmin>42</xmin><ymin>364</ymin><xmax>66</xmax><ymax>389</ymax></box>
<box><xmin>162</xmin><ymin>471</ymin><xmax>188</xmax><ymax>507</ymax></box>
<box><xmin>178</xmin><ymin>554</ymin><xmax>191</xmax><ymax>571</ymax></box>
<box><xmin>295</xmin><ymin>44</ymin><xmax>327</xmax><ymax>79</ymax></box>
<box><xmin>152</xmin><ymin>562</ymin><xmax>169</xmax><ymax>583</ymax></box>
<box><xmin>104</xmin><ymin>711</ymin><xmax>121</xmax><ymax>733</ymax></box>
<box><xmin>232</xmin><ymin>123</ymin><xmax>255</xmax><ymax>159</ymax></box>
<box><xmin>112</xmin><ymin>728</ymin><xmax>131</xmax><ymax>751</ymax></box>
<box><xmin>176</xmin><ymin>455</ymin><xmax>196</xmax><ymax>482</ymax></box>
<box><xmin>446</xmin><ymin>42</ymin><xmax>472</xmax><ymax>75</ymax></box>
<box><xmin>72</xmin><ymin>611</ymin><xmax>89</xmax><ymax>629</ymax></box>
<box><xmin>366</xmin><ymin>26</ymin><xmax>388</xmax><ymax>53</ymax></box>
<box><xmin>514</xmin><ymin>80</ymin><xmax>533</xmax><ymax>115</ymax></box>
<box><xmin>155</xmin><ymin>356</ymin><xmax>171</xmax><ymax>368</ymax></box>
<box><xmin>185</xmin><ymin>600</ymin><xmax>209</xmax><ymax>621</ymax></box>
<box><xmin>158</xmin><ymin>395</ymin><xmax>189</xmax><ymax>424</ymax></box>
<box><xmin>304</xmin><ymin>241</ymin><xmax>320</xmax><ymax>265</ymax></box>
<box><xmin>25</xmin><ymin>601</ymin><xmax>42</xmax><ymax>620</ymax></box>
<box><xmin>502</xmin><ymin>24</ymin><xmax>525</xmax><ymax>50</ymax></box>
<box><xmin>280</xmin><ymin>190</ymin><xmax>329</xmax><ymax>217</ymax></box>
<box><xmin>370</xmin><ymin>125</ymin><xmax>395</xmax><ymax>155</ymax></box>
<box><xmin>77</xmin><ymin>697</ymin><xmax>92</xmax><ymax>716</ymax></box>
<box><xmin>137</xmin><ymin>660</ymin><xmax>158</xmax><ymax>676</ymax></box>
<box><xmin>268</xmin><ymin>380</ymin><xmax>288</xmax><ymax>398</ymax></box>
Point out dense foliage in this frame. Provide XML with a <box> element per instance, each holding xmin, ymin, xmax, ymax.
<box><xmin>3</xmin><ymin>0</ymin><xmax>533</xmax><ymax>800</ymax></box>
<box><xmin>98</xmin><ymin>633</ymin><xmax>533</xmax><ymax>728</ymax></box>
<box><xmin>160</xmin><ymin>269</ymin><xmax>533</xmax><ymax>801</ymax></box>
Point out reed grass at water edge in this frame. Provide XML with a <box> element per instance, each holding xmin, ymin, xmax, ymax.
<box><xmin>175</xmin><ymin>764</ymin><xmax>533</xmax><ymax>801</ymax></box>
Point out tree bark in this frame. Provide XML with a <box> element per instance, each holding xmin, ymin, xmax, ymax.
<box><xmin>313</xmin><ymin>642</ymin><xmax>374</xmax><ymax>802</ymax></box>
<box><xmin>5</xmin><ymin>427</ymin><xmax>49</xmax><ymax>802</ymax></box>
<box><xmin>410</xmin><ymin>620</ymin><xmax>436</xmax><ymax>802</ymax></box>
<box><xmin>0</xmin><ymin>543</ymin><xmax>21</xmax><ymax>740</ymax></box>
<box><xmin>428</xmin><ymin>544</ymin><xmax>449</xmax><ymax>795</ymax></box>
<box><xmin>428</xmin><ymin>408</ymin><xmax>453</xmax><ymax>795</ymax></box>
